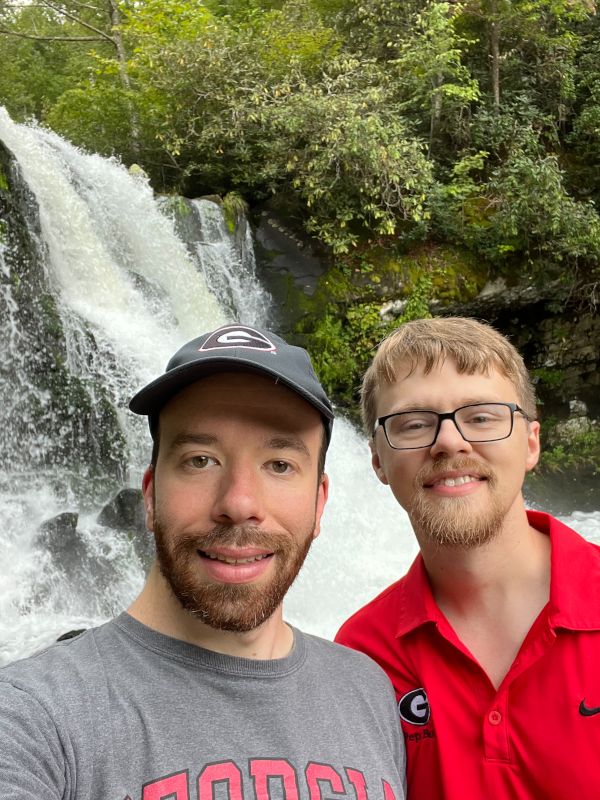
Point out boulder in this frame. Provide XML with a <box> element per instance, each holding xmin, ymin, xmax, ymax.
<box><xmin>97</xmin><ymin>489</ymin><xmax>154</xmax><ymax>571</ymax></box>
<box><xmin>36</xmin><ymin>512</ymin><xmax>88</xmax><ymax>575</ymax></box>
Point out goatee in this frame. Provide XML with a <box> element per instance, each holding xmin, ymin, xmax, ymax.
<box><xmin>408</xmin><ymin>457</ymin><xmax>504</xmax><ymax>548</ymax></box>
<box><xmin>154</xmin><ymin>521</ymin><xmax>314</xmax><ymax>632</ymax></box>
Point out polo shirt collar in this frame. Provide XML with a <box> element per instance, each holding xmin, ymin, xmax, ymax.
<box><xmin>394</xmin><ymin>554</ymin><xmax>443</xmax><ymax>638</ymax></box>
<box><xmin>534</xmin><ymin>510</ymin><xmax>600</xmax><ymax>631</ymax></box>
<box><xmin>393</xmin><ymin>510</ymin><xmax>600</xmax><ymax>639</ymax></box>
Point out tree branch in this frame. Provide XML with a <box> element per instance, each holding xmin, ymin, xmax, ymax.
<box><xmin>37</xmin><ymin>0</ymin><xmax>115</xmax><ymax>43</ymax></box>
<box><xmin>0</xmin><ymin>25</ymin><xmax>105</xmax><ymax>41</ymax></box>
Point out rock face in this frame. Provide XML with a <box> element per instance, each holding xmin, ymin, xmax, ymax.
<box><xmin>441</xmin><ymin>281</ymin><xmax>599</xmax><ymax>416</ymax></box>
<box><xmin>0</xmin><ymin>139</ymin><xmax>126</xmax><ymax>487</ymax></box>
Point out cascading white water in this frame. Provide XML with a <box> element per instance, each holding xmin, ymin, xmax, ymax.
<box><xmin>0</xmin><ymin>110</ymin><xmax>599</xmax><ymax>666</ymax></box>
<box><xmin>191</xmin><ymin>198</ymin><xmax>271</xmax><ymax>328</ymax></box>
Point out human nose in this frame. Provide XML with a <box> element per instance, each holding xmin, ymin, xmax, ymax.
<box><xmin>429</xmin><ymin>416</ymin><xmax>473</xmax><ymax>458</ymax></box>
<box><xmin>210</xmin><ymin>465</ymin><xmax>266</xmax><ymax>527</ymax></box>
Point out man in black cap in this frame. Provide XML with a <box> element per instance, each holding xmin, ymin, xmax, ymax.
<box><xmin>0</xmin><ymin>324</ymin><xmax>406</xmax><ymax>800</ymax></box>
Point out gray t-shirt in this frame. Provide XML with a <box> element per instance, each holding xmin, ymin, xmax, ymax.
<box><xmin>0</xmin><ymin>613</ymin><xmax>406</xmax><ymax>800</ymax></box>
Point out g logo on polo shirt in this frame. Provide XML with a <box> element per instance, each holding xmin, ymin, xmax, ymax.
<box><xmin>399</xmin><ymin>688</ymin><xmax>430</xmax><ymax>725</ymax></box>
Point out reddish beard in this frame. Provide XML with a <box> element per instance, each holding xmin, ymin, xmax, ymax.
<box><xmin>154</xmin><ymin>521</ymin><xmax>315</xmax><ymax>632</ymax></box>
<box><xmin>408</xmin><ymin>456</ymin><xmax>504</xmax><ymax>548</ymax></box>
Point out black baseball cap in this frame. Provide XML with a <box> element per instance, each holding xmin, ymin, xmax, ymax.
<box><xmin>129</xmin><ymin>324</ymin><xmax>334</xmax><ymax>443</ymax></box>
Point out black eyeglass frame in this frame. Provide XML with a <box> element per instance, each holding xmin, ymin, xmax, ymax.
<box><xmin>374</xmin><ymin>401</ymin><xmax>532</xmax><ymax>451</ymax></box>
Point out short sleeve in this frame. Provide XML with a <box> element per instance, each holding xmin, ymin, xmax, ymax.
<box><xmin>0</xmin><ymin>680</ymin><xmax>66</xmax><ymax>799</ymax></box>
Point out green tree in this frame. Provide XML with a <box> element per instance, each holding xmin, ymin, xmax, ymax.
<box><xmin>391</xmin><ymin>2</ymin><xmax>480</xmax><ymax>154</ymax></box>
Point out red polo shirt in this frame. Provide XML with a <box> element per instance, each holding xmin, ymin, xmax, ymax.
<box><xmin>336</xmin><ymin>512</ymin><xmax>600</xmax><ymax>799</ymax></box>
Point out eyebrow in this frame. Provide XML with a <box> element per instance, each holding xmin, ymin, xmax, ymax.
<box><xmin>389</xmin><ymin>397</ymin><xmax>504</xmax><ymax>413</ymax></box>
<box><xmin>165</xmin><ymin>432</ymin><xmax>311</xmax><ymax>459</ymax></box>
<box><xmin>265</xmin><ymin>436</ymin><xmax>311</xmax><ymax>459</ymax></box>
<box><xmin>167</xmin><ymin>433</ymin><xmax>218</xmax><ymax>453</ymax></box>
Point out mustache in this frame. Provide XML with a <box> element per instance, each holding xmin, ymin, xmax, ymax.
<box><xmin>175</xmin><ymin>524</ymin><xmax>288</xmax><ymax>552</ymax></box>
<box><xmin>415</xmin><ymin>456</ymin><xmax>496</xmax><ymax>487</ymax></box>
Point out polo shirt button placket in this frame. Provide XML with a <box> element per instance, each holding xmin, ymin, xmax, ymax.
<box><xmin>483</xmin><ymin>696</ymin><xmax>510</xmax><ymax>762</ymax></box>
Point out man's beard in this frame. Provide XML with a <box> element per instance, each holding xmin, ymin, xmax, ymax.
<box><xmin>154</xmin><ymin>519</ymin><xmax>315</xmax><ymax>633</ymax></box>
<box><xmin>408</xmin><ymin>457</ymin><xmax>504</xmax><ymax>549</ymax></box>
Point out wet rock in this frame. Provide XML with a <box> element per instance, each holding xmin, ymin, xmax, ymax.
<box><xmin>255</xmin><ymin>211</ymin><xmax>325</xmax><ymax>298</ymax></box>
<box><xmin>525</xmin><ymin>467</ymin><xmax>600</xmax><ymax>515</ymax></box>
<box><xmin>36</xmin><ymin>512</ymin><xmax>87</xmax><ymax>574</ymax></box>
<box><xmin>56</xmin><ymin>629</ymin><xmax>86</xmax><ymax>642</ymax></box>
<box><xmin>97</xmin><ymin>489</ymin><xmax>154</xmax><ymax>571</ymax></box>
<box><xmin>98</xmin><ymin>488</ymin><xmax>145</xmax><ymax>531</ymax></box>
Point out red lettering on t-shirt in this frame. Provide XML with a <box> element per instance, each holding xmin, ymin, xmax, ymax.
<box><xmin>382</xmin><ymin>780</ymin><xmax>396</xmax><ymax>800</ymax></box>
<box><xmin>306</xmin><ymin>763</ymin><xmax>345</xmax><ymax>800</ymax></box>
<box><xmin>345</xmin><ymin>768</ymin><xmax>367</xmax><ymax>800</ymax></box>
<box><xmin>142</xmin><ymin>769</ymin><xmax>190</xmax><ymax>800</ymax></box>
<box><xmin>249</xmin><ymin>758</ymin><xmax>300</xmax><ymax>800</ymax></box>
<box><xmin>198</xmin><ymin>761</ymin><xmax>243</xmax><ymax>800</ymax></box>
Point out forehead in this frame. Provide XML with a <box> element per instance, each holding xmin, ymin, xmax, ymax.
<box><xmin>375</xmin><ymin>358</ymin><xmax>519</xmax><ymax>414</ymax></box>
<box><xmin>159</xmin><ymin>371</ymin><xmax>322</xmax><ymax>432</ymax></box>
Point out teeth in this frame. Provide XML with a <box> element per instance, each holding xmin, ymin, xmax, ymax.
<box><xmin>205</xmin><ymin>553</ymin><xmax>269</xmax><ymax>565</ymax></box>
<box><xmin>438</xmin><ymin>475</ymin><xmax>478</xmax><ymax>487</ymax></box>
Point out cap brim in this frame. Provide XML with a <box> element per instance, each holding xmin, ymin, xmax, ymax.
<box><xmin>129</xmin><ymin>356</ymin><xmax>334</xmax><ymax>424</ymax></box>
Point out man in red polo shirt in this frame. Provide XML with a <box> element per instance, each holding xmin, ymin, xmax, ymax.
<box><xmin>336</xmin><ymin>316</ymin><xmax>600</xmax><ymax>800</ymax></box>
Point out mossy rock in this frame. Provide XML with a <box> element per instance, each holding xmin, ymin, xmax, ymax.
<box><xmin>160</xmin><ymin>194</ymin><xmax>192</xmax><ymax>219</ymax></box>
<box><xmin>323</xmin><ymin>242</ymin><xmax>489</xmax><ymax>306</ymax></box>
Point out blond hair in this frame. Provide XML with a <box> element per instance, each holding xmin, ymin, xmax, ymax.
<box><xmin>361</xmin><ymin>317</ymin><xmax>537</xmax><ymax>435</ymax></box>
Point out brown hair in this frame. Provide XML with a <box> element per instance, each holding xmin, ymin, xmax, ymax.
<box><xmin>361</xmin><ymin>317</ymin><xmax>537</xmax><ymax>435</ymax></box>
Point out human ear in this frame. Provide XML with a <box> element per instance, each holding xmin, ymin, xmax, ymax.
<box><xmin>525</xmin><ymin>420</ymin><xmax>541</xmax><ymax>472</ymax></box>
<box><xmin>142</xmin><ymin>467</ymin><xmax>155</xmax><ymax>531</ymax></box>
<box><xmin>312</xmin><ymin>473</ymin><xmax>329</xmax><ymax>540</ymax></box>
<box><xmin>370</xmin><ymin>440</ymin><xmax>389</xmax><ymax>485</ymax></box>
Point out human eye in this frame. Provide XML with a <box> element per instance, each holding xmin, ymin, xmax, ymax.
<box><xmin>469</xmin><ymin>413</ymin><xmax>493</xmax><ymax>425</ymax></box>
<box><xmin>392</xmin><ymin>413</ymin><xmax>435</xmax><ymax>433</ymax></box>
<box><xmin>461</xmin><ymin>405</ymin><xmax>503</xmax><ymax>426</ymax></box>
<box><xmin>267</xmin><ymin>459</ymin><xmax>294</xmax><ymax>475</ymax></box>
<box><xmin>186</xmin><ymin>454</ymin><xmax>218</xmax><ymax>470</ymax></box>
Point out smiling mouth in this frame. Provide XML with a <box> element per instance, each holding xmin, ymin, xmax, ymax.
<box><xmin>199</xmin><ymin>551</ymin><xmax>273</xmax><ymax>565</ymax></box>
<box><xmin>428</xmin><ymin>475</ymin><xmax>485</xmax><ymax>488</ymax></box>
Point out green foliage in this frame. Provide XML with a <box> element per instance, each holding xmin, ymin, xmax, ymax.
<box><xmin>398</xmin><ymin>272</ymin><xmax>433</xmax><ymax>321</ymax></box>
<box><xmin>304</xmin><ymin>267</ymin><xmax>437</xmax><ymax>409</ymax></box>
<box><xmin>431</xmin><ymin>106</ymin><xmax>600</xmax><ymax>281</ymax></box>
<box><xmin>222</xmin><ymin>192</ymin><xmax>248</xmax><ymax>232</ymax></box>
<box><xmin>276</xmin><ymin>70</ymin><xmax>435</xmax><ymax>252</ymax></box>
<box><xmin>306</xmin><ymin>303</ymin><xmax>387</xmax><ymax>405</ymax></box>
<box><xmin>0</xmin><ymin>0</ymin><xmax>599</xmax><ymax>286</ymax></box>
<box><xmin>390</xmin><ymin>2</ymin><xmax>480</xmax><ymax>150</ymax></box>
<box><xmin>539</xmin><ymin>424</ymin><xmax>600</xmax><ymax>473</ymax></box>
<box><xmin>0</xmin><ymin>3</ymin><xmax>114</xmax><ymax>121</ymax></box>
<box><xmin>531</xmin><ymin>367</ymin><xmax>565</xmax><ymax>389</ymax></box>
<box><xmin>47</xmin><ymin>84</ymin><xmax>139</xmax><ymax>158</ymax></box>
<box><xmin>485</xmin><ymin>149</ymin><xmax>600</xmax><ymax>265</ymax></box>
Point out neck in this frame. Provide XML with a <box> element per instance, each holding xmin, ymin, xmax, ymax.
<box><xmin>420</xmin><ymin>504</ymin><xmax>551</xmax><ymax>615</ymax></box>
<box><xmin>127</xmin><ymin>564</ymin><xmax>294</xmax><ymax>660</ymax></box>
<box><xmin>418</xmin><ymin>505</ymin><xmax>551</xmax><ymax>688</ymax></box>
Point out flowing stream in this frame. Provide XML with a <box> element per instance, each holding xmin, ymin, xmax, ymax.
<box><xmin>0</xmin><ymin>110</ymin><xmax>599</xmax><ymax>666</ymax></box>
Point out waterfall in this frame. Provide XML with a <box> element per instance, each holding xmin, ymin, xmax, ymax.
<box><xmin>189</xmin><ymin>198</ymin><xmax>271</xmax><ymax>328</ymax></box>
<box><xmin>0</xmin><ymin>109</ymin><xmax>599</xmax><ymax>665</ymax></box>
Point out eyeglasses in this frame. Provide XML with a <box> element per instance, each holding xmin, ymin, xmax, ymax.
<box><xmin>375</xmin><ymin>402</ymin><xmax>531</xmax><ymax>451</ymax></box>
